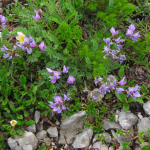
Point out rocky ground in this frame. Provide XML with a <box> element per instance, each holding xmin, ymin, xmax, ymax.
<box><xmin>1</xmin><ymin>0</ymin><xmax>150</xmax><ymax>150</ymax></box>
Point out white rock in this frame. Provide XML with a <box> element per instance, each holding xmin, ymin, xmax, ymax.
<box><xmin>43</xmin><ymin>137</ymin><xmax>51</xmax><ymax>146</ymax></box>
<box><xmin>107</xmin><ymin>75</ymin><xmax>117</xmax><ymax>82</ymax></box>
<box><xmin>137</xmin><ymin>112</ymin><xmax>143</xmax><ymax>120</ymax></box>
<box><xmin>59</xmin><ymin>111</ymin><xmax>86</xmax><ymax>144</ymax></box>
<box><xmin>92</xmin><ymin>141</ymin><xmax>102</xmax><ymax>149</ymax></box>
<box><xmin>137</xmin><ymin>118</ymin><xmax>150</xmax><ymax>137</ymax></box>
<box><xmin>103</xmin><ymin>119</ymin><xmax>122</xmax><ymax>130</ymax></box>
<box><xmin>101</xmin><ymin>144</ymin><xmax>109</xmax><ymax>150</ymax></box>
<box><xmin>109</xmin><ymin>147</ymin><xmax>115</xmax><ymax>150</ymax></box>
<box><xmin>8</xmin><ymin>131</ymin><xmax>38</xmax><ymax>150</ymax></box>
<box><xmin>36</xmin><ymin>130</ymin><xmax>47</xmax><ymax>140</ymax></box>
<box><xmin>143</xmin><ymin>101</ymin><xmax>150</xmax><ymax>115</ymax></box>
<box><xmin>72</xmin><ymin>128</ymin><xmax>93</xmax><ymax>149</ymax></box>
<box><xmin>93</xmin><ymin>133</ymin><xmax>111</xmax><ymax>143</ymax></box>
<box><xmin>118</xmin><ymin>111</ymin><xmax>138</xmax><ymax>130</ymax></box>
<box><xmin>47</xmin><ymin>127</ymin><xmax>58</xmax><ymax>138</ymax></box>
<box><xmin>26</xmin><ymin>124</ymin><xmax>36</xmax><ymax>133</ymax></box>
<box><xmin>34</xmin><ymin>110</ymin><xmax>41</xmax><ymax>124</ymax></box>
<box><xmin>55</xmin><ymin>120</ymin><xmax>60</xmax><ymax>125</ymax></box>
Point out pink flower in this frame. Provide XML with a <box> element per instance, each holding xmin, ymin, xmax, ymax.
<box><xmin>39</xmin><ymin>41</ymin><xmax>47</xmax><ymax>51</ymax></box>
<box><xmin>67</xmin><ymin>75</ymin><xmax>75</xmax><ymax>84</ymax></box>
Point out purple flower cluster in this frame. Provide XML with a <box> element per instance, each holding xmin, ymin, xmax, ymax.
<box><xmin>126</xmin><ymin>24</ymin><xmax>140</xmax><ymax>42</ymax></box>
<box><xmin>46</xmin><ymin>65</ymin><xmax>75</xmax><ymax>84</ymax></box>
<box><xmin>1</xmin><ymin>45</ymin><xmax>19</xmax><ymax>59</ymax></box>
<box><xmin>92</xmin><ymin>76</ymin><xmax>141</xmax><ymax>100</ymax></box>
<box><xmin>102</xmin><ymin>25</ymin><xmax>140</xmax><ymax>64</ymax></box>
<box><xmin>0</xmin><ymin>15</ymin><xmax>8</xmax><ymax>29</ymax></box>
<box><xmin>18</xmin><ymin>35</ymin><xmax>37</xmax><ymax>54</ymax></box>
<box><xmin>32</xmin><ymin>9</ymin><xmax>43</xmax><ymax>21</ymax></box>
<box><xmin>48</xmin><ymin>94</ymin><xmax>70</xmax><ymax>114</ymax></box>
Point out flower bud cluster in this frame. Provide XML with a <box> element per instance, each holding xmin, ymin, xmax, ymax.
<box><xmin>84</xmin><ymin>76</ymin><xmax>141</xmax><ymax>100</ymax></box>
<box><xmin>48</xmin><ymin>94</ymin><xmax>70</xmax><ymax>114</ymax></box>
<box><xmin>0</xmin><ymin>15</ymin><xmax>8</xmax><ymax>29</ymax></box>
<box><xmin>46</xmin><ymin>65</ymin><xmax>75</xmax><ymax>84</ymax></box>
<box><xmin>32</xmin><ymin>9</ymin><xmax>43</xmax><ymax>21</ymax></box>
<box><xmin>102</xmin><ymin>24</ymin><xmax>140</xmax><ymax>64</ymax></box>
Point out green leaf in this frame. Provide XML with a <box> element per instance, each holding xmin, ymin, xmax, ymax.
<box><xmin>135</xmin><ymin>97</ymin><xmax>144</xmax><ymax>104</ymax></box>
<box><xmin>115</xmin><ymin>91</ymin><xmax>126</xmax><ymax>102</ymax></box>
<box><xmin>123</xmin><ymin>103</ymin><xmax>129</xmax><ymax>112</ymax></box>
<box><xmin>16</xmin><ymin>129</ymin><xmax>24</xmax><ymax>136</ymax></box>
<box><xmin>19</xmin><ymin>75</ymin><xmax>27</xmax><ymax>88</ymax></box>
<box><xmin>10</xmin><ymin>130</ymin><xmax>17</xmax><ymax>135</ymax></box>
<box><xmin>2</xmin><ymin>124</ymin><xmax>11</xmax><ymax>131</ymax></box>
<box><xmin>142</xmin><ymin>145</ymin><xmax>150</xmax><ymax>150</ymax></box>
<box><xmin>46</xmin><ymin>32</ymin><xmax>58</xmax><ymax>44</ymax></box>
<box><xmin>105</xmin><ymin>93</ymin><xmax>112</xmax><ymax>99</ymax></box>
<box><xmin>17</xmin><ymin>114</ymin><xmax>23</xmax><ymax>120</ymax></box>
<box><xmin>64</xmin><ymin>11</ymin><xmax>77</xmax><ymax>23</ymax></box>
<box><xmin>118</xmin><ymin>66</ymin><xmax>124</xmax><ymax>77</ymax></box>
<box><xmin>37</xmin><ymin>146</ymin><xmax>46</xmax><ymax>150</ymax></box>
<box><xmin>2</xmin><ymin>99</ymin><xmax>8</xmax><ymax>105</ymax></box>
<box><xmin>24</xmin><ymin>120</ymin><xmax>35</xmax><ymax>125</ymax></box>
<box><xmin>51</xmin><ymin>14</ymin><xmax>63</xmax><ymax>24</ymax></box>
<box><xmin>141</xmin><ymin>84</ymin><xmax>147</xmax><ymax>93</ymax></box>
<box><xmin>128</xmin><ymin>97</ymin><xmax>134</xmax><ymax>102</ymax></box>
<box><xmin>24</xmin><ymin>110</ymin><xmax>29</xmax><ymax>117</ymax></box>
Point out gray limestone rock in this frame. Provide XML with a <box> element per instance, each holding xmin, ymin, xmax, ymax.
<box><xmin>118</xmin><ymin>111</ymin><xmax>138</xmax><ymax>130</ymax></box>
<box><xmin>143</xmin><ymin>101</ymin><xmax>150</xmax><ymax>115</ymax></box>
<box><xmin>37</xmin><ymin>123</ymin><xmax>43</xmax><ymax>131</ymax></box>
<box><xmin>92</xmin><ymin>141</ymin><xmax>102</xmax><ymax>149</ymax></box>
<box><xmin>36</xmin><ymin>130</ymin><xmax>47</xmax><ymax>140</ymax></box>
<box><xmin>8</xmin><ymin>131</ymin><xmax>38</xmax><ymax>150</ymax></box>
<box><xmin>34</xmin><ymin>110</ymin><xmax>41</xmax><ymax>124</ymax></box>
<box><xmin>47</xmin><ymin>127</ymin><xmax>58</xmax><ymax>138</ymax></box>
<box><xmin>59</xmin><ymin>111</ymin><xmax>86</xmax><ymax>144</ymax></box>
<box><xmin>93</xmin><ymin>133</ymin><xmax>111</xmax><ymax>143</ymax></box>
<box><xmin>72</xmin><ymin>128</ymin><xmax>93</xmax><ymax>149</ymax></box>
<box><xmin>137</xmin><ymin>118</ymin><xmax>150</xmax><ymax>137</ymax></box>
<box><xmin>103</xmin><ymin>119</ymin><xmax>122</xmax><ymax>130</ymax></box>
<box><xmin>87</xmin><ymin>88</ymin><xmax>104</xmax><ymax>101</ymax></box>
<box><xmin>101</xmin><ymin>144</ymin><xmax>109</xmax><ymax>150</ymax></box>
<box><xmin>26</xmin><ymin>124</ymin><xmax>36</xmax><ymax>133</ymax></box>
<box><xmin>107</xmin><ymin>75</ymin><xmax>117</xmax><ymax>82</ymax></box>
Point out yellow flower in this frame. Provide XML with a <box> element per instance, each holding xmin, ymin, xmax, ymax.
<box><xmin>16</xmin><ymin>32</ymin><xmax>25</xmax><ymax>44</ymax></box>
<box><xmin>10</xmin><ymin>120</ymin><xmax>17</xmax><ymax>127</ymax></box>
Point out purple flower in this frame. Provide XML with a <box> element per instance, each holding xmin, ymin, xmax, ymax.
<box><xmin>39</xmin><ymin>41</ymin><xmax>47</xmax><ymax>51</ymax></box>
<box><xmin>0</xmin><ymin>16</ymin><xmax>8</xmax><ymax>23</ymax></box>
<box><xmin>120</xmin><ymin>55</ymin><xmax>126</xmax><ymax>64</ymax></box>
<box><xmin>127</xmin><ymin>85</ymin><xmax>141</xmax><ymax>99</ymax></box>
<box><xmin>92</xmin><ymin>96</ymin><xmax>98</xmax><ymax>101</ymax></box>
<box><xmin>53</xmin><ymin>106</ymin><xmax>62</xmax><ymax>114</ymax></box>
<box><xmin>83</xmin><ymin>87</ymin><xmax>88</xmax><ymax>93</ymax></box>
<box><xmin>48</xmin><ymin>76</ymin><xmax>57</xmax><ymax>83</ymax></box>
<box><xmin>53</xmin><ymin>71</ymin><xmax>61</xmax><ymax>79</ymax></box>
<box><xmin>98</xmin><ymin>84</ymin><xmax>110</xmax><ymax>95</ymax></box>
<box><xmin>63</xmin><ymin>65</ymin><xmax>69</xmax><ymax>73</ymax></box>
<box><xmin>46</xmin><ymin>68</ymin><xmax>54</xmax><ymax>73</ymax></box>
<box><xmin>26</xmin><ymin>47</ymin><xmax>32</xmax><ymax>54</ymax></box>
<box><xmin>126</xmin><ymin>24</ymin><xmax>137</xmax><ymax>38</ymax></box>
<box><xmin>103</xmin><ymin>38</ymin><xmax>113</xmax><ymax>46</ymax></box>
<box><xmin>61</xmin><ymin>106</ymin><xmax>67</xmax><ymax>110</ymax></box>
<box><xmin>48</xmin><ymin>101</ymin><xmax>56</xmax><ymax>108</ymax></box>
<box><xmin>117</xmin><ymin>44</ymin><xmax>122</xmax><ymax>49</ymax></box>
<box><xmin>67</xmin><ymin>75</ymin><xmax>75</xmax><ymax>84</ymax></box>
<box><xmin>1</xmin><ymin>45</ymin><xmax>8</xmax><ymax>51</ymax></box>
<box><xmin>132</xmin><ymin>32</ymin><xmax>140</xmax><ymax>42</ymax></box>
<box><xmin>3</xmin><ymin>53</ymin><xmax>9</xmax><ymax>59</ymax></box>
<box><xmin>32</xmin><ymin>9</ymin><xmax>41</xmax><ymax>21</ymax></box>
<box><xmin>118</xmin><ymin>77</ymin><xmax>127</xmax><ymax>85</ymax></box>
<box><xmin>110</xmin><ymin>27</ymin><xmax>119</xmax><ymax>36</ymax></box>
<box><xmin>116</xmin><ymin>88</ymin><xmax>124</xmax><ymax>94</ymax></box>
<box><xmin>114</xmin><ymin>36</ymin><xmax>124</xmax><ymax>43</ymax></box>
<box><xmin>109</xmin><ymin>80</ymin><xmax>116</xmax><ymax>90</ymax></box>
<box><xmin>94</xmin><ymin>76</ymin><xmax>103</xmax><ymax>85</ymax></box>
<box><xmin>129</xmin><ymin>24</ymin><xmax>136</xmax><ymax>31</ymax></box>
<box><xmin>29</xmin><ymin>35</ymin><xmax>36</xmax><ymax>47</ymax></box>
<box><xmin>63</xmin><ymin>94</ymin><xmax>70</xmax><ymax>101</ymax></box>
<box><xmin>102</xmin><ymin>46</ymin><xmax>110</xmax><ymax>53</ymax></box>
<box><xmin>53</xmin><ymin>95</ymin><xmax>63</xmax><ymax>105</ymax></box>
